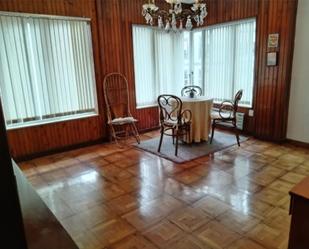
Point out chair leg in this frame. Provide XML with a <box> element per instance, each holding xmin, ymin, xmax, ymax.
<box><xmin>131</xmin><ymin>123</ymin><xmax>140</xmax><ymax>144</ymax></box>
<box><xmin>172</xmin><ymin>129</ymin><xmax>175</xmax><ymax>144</ymax></box>
<box><xmin>175</xmin><ymin>129</ymin><xmax>179</xmax><ymax>156</ymax></box>
<box><xmin>110</xmin><ymin>124</ymin><xmax>119</xmax><ymax>145</ymax></box>
<box><xmin>158</xmin><ymin>128</ymin><xmax>164</xmax><ymax>153</ymax></box>
<box><xmin>234</xmin><ymin>122</ymin><xmax>240</xmax><ymax>147</ymax></box>
<box><xmin>125</xmin><ymin>124</ymin><xmax>129</xmax><ymax>142</ymax></box>
<box><xmin>187</xmin><ymin>126</ymin><xmax>191</xmax><ymax>143</ymax></box>
<box><xmin>210</xmin><ymin>121</ymin><xmax>215</xmax><ymax>144</ymax></box>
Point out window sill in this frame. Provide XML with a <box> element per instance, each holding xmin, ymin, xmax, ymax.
<box><xmin>136</xmin><ymin>104</ymin><xmax>158</xmax><ymax>110</ymax></box>
<box><xmin>6</xmin><ymin>112</ymin><xmax>99</xmax><ymax>131</ymax></box>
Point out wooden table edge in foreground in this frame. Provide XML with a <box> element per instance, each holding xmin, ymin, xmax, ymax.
<box><xmin>288</xmin><ymin>176</ymin><xmax>309</xmax><ymax>249</ymax></box>
<box><xmin>13</xmin><ymin>161</ymin><xmax>78</xmax><ymax>249</ymax></box>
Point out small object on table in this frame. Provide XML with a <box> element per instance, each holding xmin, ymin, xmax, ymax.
<box><xmin>288</xmin><ymin>176</ymin><xmax>309</xmax><ymax>249</ymax></box>
<box><xmin>181</xmin><ymin>85</ymin><xmax>203</xmax><ymax>98</ymax></box>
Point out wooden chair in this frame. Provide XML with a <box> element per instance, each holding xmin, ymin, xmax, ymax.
<box><xmin>181</xmin><ymin>85</ymin><xmax>203</xmax><ymax>98</ymax></box>
<box><xmin>157</xmin><ymin>95</ymin><xmax>192</xmax><ymax>156</ymax></box>
<box><xmin>210</xmin><ymin>90</ymin><xmax>243</xmax><ymax>146</ymax></box>
<box><xmin>103</xmin><ymin>73</ymin><xmax>140</xmax><ymax>145</ymax></box>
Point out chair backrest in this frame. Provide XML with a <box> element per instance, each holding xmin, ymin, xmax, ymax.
<box><xmin>157</xmin><ymin>95</ymin><xmax>183</xmax><ymax>124</ymax></box>
<box><xmin>181</xmin><ymin>85</ymin><xmax>203</xmax><ymax>98</ymax></box>
<box><xmin>233</xmin><ymin>89</ymin><xmax>243</xmax><ymax>114</ymax></box>
<box><xmin>103</xmin><ymin>73</ymin><xmax>131</xmax><ymax>121</ymax></box>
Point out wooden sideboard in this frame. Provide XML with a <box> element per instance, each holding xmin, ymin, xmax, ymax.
<box><xmin>13</xmin><ymin>162</ymin><xmax>78</xmax><ymax>249</ymax></box>
<box><xmin>288</xmin><ymin>176</ymin><xmax>309</xmax><ymax>249</ymax></box>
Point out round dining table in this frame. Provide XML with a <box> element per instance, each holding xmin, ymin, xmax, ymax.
<box><xmin>180</xmin><ymin>96</ymin><xmax>214</xmax><ymax>143</ymax></box>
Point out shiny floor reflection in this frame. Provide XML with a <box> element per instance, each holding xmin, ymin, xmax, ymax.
<box><xmin>19</xmin><ymin>130</ymin><xmax>309</xmax><ymax>249</ymax></box>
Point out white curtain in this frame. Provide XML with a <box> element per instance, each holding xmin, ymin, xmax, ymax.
<box><xmin>133</xmin><ymin>26</ymin><xmax>184</xmax><ymax>107</ymax></box>
<box><xmin>203</xmin><ymin>19</ymin><xmax>256</xmax><ymax>105</ymax></box>
<box><xmin>0</xmin><ymin>14</ymin><xmax>97</xmax><ymax>126</ymax></box>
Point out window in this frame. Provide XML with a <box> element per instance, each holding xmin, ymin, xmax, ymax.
<box><xmin>133</xmin><ymin>18</ymin><xmax>256</xmax><ymax>108</ymax></box>
<box><xmin>0</xmin><ymin>12</ymin><xmax>98</xmax><ymax>128</ymax></box>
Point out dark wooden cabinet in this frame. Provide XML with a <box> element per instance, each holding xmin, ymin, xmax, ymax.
<box><xmin>288</xmin><ymin>176</ymin><xmax>309</xmax><ymax>249</ymax></box>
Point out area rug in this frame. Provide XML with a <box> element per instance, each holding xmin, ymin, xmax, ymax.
<box><xmin>134</xmin><ymin>131</ymin><xmax>247</xmax><ymax>163</ymax></box>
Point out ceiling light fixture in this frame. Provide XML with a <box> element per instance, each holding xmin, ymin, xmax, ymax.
<box><xmin>142</xmin><ymin>0</ymin><xmax>207</xmax><ymax>32</ymax></box>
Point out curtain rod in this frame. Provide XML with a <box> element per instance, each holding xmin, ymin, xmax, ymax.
<box><xmin>0</xmin><ymin>11</ymin><xmax>91</xmax><ymax>22</ymax></box>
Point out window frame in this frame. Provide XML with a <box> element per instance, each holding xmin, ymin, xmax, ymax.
<box><xmin>0</xmin><ymin>11</ymin><xmax>99</xmax><ymax>130</ymax></box>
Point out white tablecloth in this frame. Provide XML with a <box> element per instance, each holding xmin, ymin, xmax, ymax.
<box><xmin>181</xmin><ymin>97</ymin><xmax>213</xmax><ymax>143</ymax></box>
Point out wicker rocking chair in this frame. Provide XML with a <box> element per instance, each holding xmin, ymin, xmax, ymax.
<box><xmin>103</xmin><ymin>73</ymin><xmax>140</xmax><ymax>145</ymax></box>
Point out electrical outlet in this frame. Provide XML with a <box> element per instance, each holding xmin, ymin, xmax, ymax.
<box><xmin>248</xmin><ymin>109</ymin><xmax>254</xmax><ymax>117</ymax></box>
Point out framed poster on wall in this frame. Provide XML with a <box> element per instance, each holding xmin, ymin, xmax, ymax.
<box><xmin>268</xmin><ymin>33</ymin><xmax>279</xmax><ymax>48</ymax></box>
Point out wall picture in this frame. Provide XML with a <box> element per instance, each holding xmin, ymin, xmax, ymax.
<box><xmin>268</xmin><ymin>33</ymin><xmax>279</xmax><ymax>48</ymax></box>
<box><xmin>267</xmin><ymin>52</ymin><xmax>277</xmax><ymax>66</ymax></box>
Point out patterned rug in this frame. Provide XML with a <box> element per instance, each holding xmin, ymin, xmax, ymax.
<box><xmin>134</xmin><ymin>131</ymin><xmax>247</xmax><ymax>163</ymax></box>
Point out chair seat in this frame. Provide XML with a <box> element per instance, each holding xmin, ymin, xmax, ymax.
<box><xmin>211</xmin><ymin>110</ymin><xmax>234</xmax><ymax>120</ymax></box>
<box><xmin>163</xmin><ymin>118</ymin><xmax>190</xmax><ymax>128</ymax></box>
<box><xmin>109</xmin><ymin>117</ymin><xmax>137</xmax><ymax>125</ymax></box>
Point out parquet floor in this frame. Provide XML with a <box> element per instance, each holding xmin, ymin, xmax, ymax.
<box><xmin>19</xmin><ymin>130</ymin><xmax>309</xmax><ymax>249</ymax></box>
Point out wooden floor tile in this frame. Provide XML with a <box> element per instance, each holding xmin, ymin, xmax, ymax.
<box><xmin>109</xmin><ymin>234</ymin><xmax>158</xmax><ymax>249</ymax></box>
<box><xmin>292</xmin><ymin>164</ymin><xmax>309</xmax><ymax>175</ymax></box>
<box><xmin>270</xmin><ymin>159</ymin><xmax>300</xmax><ymax>171</ymax></box>
<box><xmin>268</xmin><ymin>179</ymin><xmax>294</xmax><ymax>193</ymax></box>
<box><xmin>280</xmin><ymin>172</ymin><xmax>306</xmax><ymax>184</ymax></box>
<box><xmin>254</xmin><ymin>188</ymin><xmax>287</xmax><ymax>206</ymax></box>
<box><xmin>245</xmin><ymin>198</ymin><xmax>274</xmax><ymax>219</ymax></box>
<box><xmin>217</xmin><ymin>209</ymin><xmax>260</xmax><ymax>234</ymax></box>
<box><xmin>232</xmin><ymin>176</ymin><xmax>263</xmax><ymax>194</ymax></box>
<box><xmin>166</xmin><ymin>235</ymin><xmax>212</xmax><ymax>249</ymax></box>
<box><xmin>173</xmin><ymin>171</ymin><xmax>202</xmax><ymax>185</ymax></box>
<box><xmin>107</xmin><ymin>194</ymin><xmax>140</xmax><ymax>215</ymax></box>
<box><xmin>193</xmin><ymin>196</ymin><xmax>230</xmax><ymax>218</ymax></box>
<box><xmin>73</xmin><ymin>231</ymin><xmax>102</xmax><ymax>249</ymax></box>
<box><xmin>143</xmin><ymin>221</ymin><xmax>184</xmax><ymax>248</ymax></box>
<box><xmin>91</xmin><ymin>218</ymin><xmax>136</xmax><ymax>247</ymax></box>
<box><xmin>278</xmin><ymin>154</ymin><xmax>306</xmax><ymax>164</ymax></box>
<box><xmin>168</xmin><ymin>206</ymin><xmax>212</xmax><ymax>232</ymax></box>
<box><xmin>123</xmin><ymin>195</ymin><xmax>183</xmax><ymax>231</ymax></box>
<box><xmin>226</xmin><ymin>238</ymin><xmax>267</xmax><ymax>249</ymax></box>
<box><xmin>247</xmin><ymin>223</ymin><xmax>289</xmax><ymax>249</ymax></box>
<box><xmin>194</xmin><ymin>220</ymin><xmax>241</xmax><ymax>249</ymax></box>
<box><xmin>264</xmin><ymin>207</ymin><xmax>291</xmax><ymax>230</ymax></box>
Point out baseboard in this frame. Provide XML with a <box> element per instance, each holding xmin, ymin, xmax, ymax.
<box><xmin>286</xmin><ymin>139</ymin><xmax>309</xmax><ymax>149</ymax></box>
<box><xmin>14</xmin><ymin>138</ymin><xmax>105</xmax><ymax>163</ymax></box>
<box><xmin>14</xmin><ymin>126</ymin><xmax>160</xmax><ymax>163</ymax></box>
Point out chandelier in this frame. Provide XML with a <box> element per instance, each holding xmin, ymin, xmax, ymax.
<box><xmin>142</xmin><ymin>0</ymin><xmax>207</xmax><ymax>32</ymax></box>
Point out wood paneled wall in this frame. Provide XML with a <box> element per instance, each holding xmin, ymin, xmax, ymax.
<box><xmin>0</xmin><ymin>0</ymin><xmax>298</xmax><ymax>159</ymax></box>
<box><xmin>254</xmin><ymin>0</ymin><xmax>298</xmax><ymax>141</ymax></box>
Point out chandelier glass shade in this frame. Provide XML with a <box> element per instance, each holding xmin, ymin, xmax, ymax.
<box><xmin>142</xmin><ymin>0</ymin><xmax>207</xmax><ymax>32</ymax></box>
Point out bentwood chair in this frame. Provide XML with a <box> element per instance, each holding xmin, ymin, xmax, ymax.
<box><xmin>157</xmin><ymin>95</ymin><xmax>192</xmax><ymax>156</ymax></box>
<box><xmin>103</xmin><ymin>73</ymin><xmax>140</xmax><ymax>145</ymax></box>
<box><xmin>210</xmin><ymin>90</ymin><xmax>243</xmax><ymax>146</ymax></box>
<box><xmin>181</xmin><ymin>85</ymin><xmax>203</xmax><ymax>98</ymax></box>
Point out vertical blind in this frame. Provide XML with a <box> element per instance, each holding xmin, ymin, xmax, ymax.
<box><xmin>133</xmin><ymin>19</ymin><xmax>256</xmax><ymax>108</ymax></box>
<box><xmin>0</xmin><ymin>13</ymin><xmax>97</xmax><ymax>127</ymax></box>
<box><xmin>133</xmin><ymin>25</ymin><xmax>184</xmax><ymax>107</ymax></box>
<box><xmin>203</xmin><ymin>19</ymin><xmax>256</xmax><ymax>105</ymax></box>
